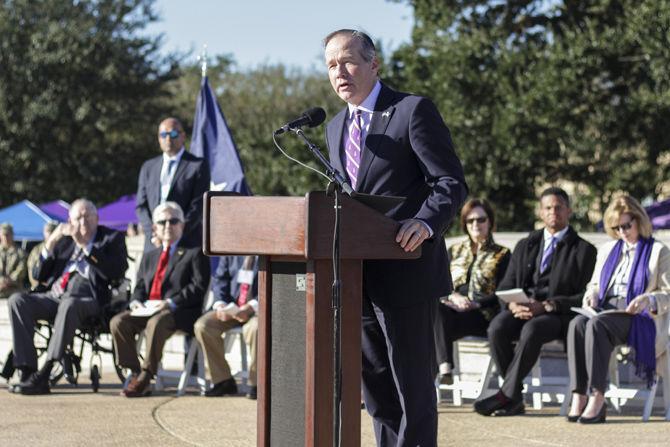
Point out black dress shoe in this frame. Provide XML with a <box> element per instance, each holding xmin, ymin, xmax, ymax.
<box><xmin>246</xmin><ymin>386</ymin><xmax>257</xmax><ymax>400</ymax></box>
<box><xmin>474</xmin><ymin>391</ymin><xmax>510</xmax><ymax>416</ymax></box>
<box><xmin>205</xmin><ymin>378</ymin><xmax>238</xmax><ymax>397</ymax></box>
<box><xmin>19</xmin><ymin>372</ymin><xmax>50</xmax><ymax>395</ymax></box>
<box><xmin>578</xmin><ymin>403</ymin><xmax>607</xmax><ymax>424</ymax></box>
<box><xmin>493</xmin><ymin>399</ymin><xmax>525</xmax><ymax>416</ymax></box>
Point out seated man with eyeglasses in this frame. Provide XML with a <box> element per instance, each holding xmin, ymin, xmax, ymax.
<box><xmin>111</xmin><ymin>202</ymin><xmax>210</xmax><ymax>397</ymax></box>
<box><xmin>135</xmin><ymin>117</ymin><xmax>209</xmax><ymax>252</ymax></box>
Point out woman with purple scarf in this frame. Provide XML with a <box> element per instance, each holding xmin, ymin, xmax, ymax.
<box><xmin>566</xmin><ymin>195</ymin><xmax>670</xmax><ymax>424</ymax></box>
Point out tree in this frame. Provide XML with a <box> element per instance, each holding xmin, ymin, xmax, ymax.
<box><xmin>166</xmin><ymin>59</ymin><xmax>344</xmax><ymax>196</ymax></box>
<box><xmin>0</xmin><ymin>0</ymin><xmax>179</xmax><ymax>207</ymax></box>
<box><xmin>387</xmin><ymin>0</ymin><xmax>670</xmax><ymax>229</ymax></box>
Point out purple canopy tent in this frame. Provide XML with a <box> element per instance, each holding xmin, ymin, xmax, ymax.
<box><xmin>98</xmin><ymin>195</ymin><xmax>138</xmax><ymax>231</ymax></box>
<box><xmin>39</xmin><ymin>200</ymin><xmax>70</xmax><ymax>222</ymax></box>
<box><xmin>645</xmin><ymin>198</ymin><xmax>670</xmax><ymax>230</ymax></box>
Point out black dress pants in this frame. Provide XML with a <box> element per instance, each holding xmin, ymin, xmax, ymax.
<box><xmin>361</xmin><ymin>293</ymin><xmax>437</xmax><ymax>447</ymax></box>
<box><xmin>434</xmin><ymin>303</ymin><xmax>489</xmax><ymax>367</ymax></box>
<box><xmin>487</xmin><ymin>310</ymin><xmax>563</xmax><ymax>400</ymax></box>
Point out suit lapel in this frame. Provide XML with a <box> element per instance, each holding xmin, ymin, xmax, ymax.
<box><xmin>169</xmin><ymin>152</ymin><xmax>190</xmax><ymax>195</ymax></box>
<box><xmin>356</xmin><ymin>85</ymin><xmax>395</xmax><ymax>191</ymax></box>
<box><xmin>149</xmin><ymin>157</ymin><xmax>163</xmax><ymax>207</ymax></box>
<box><xmin>162</xmin><ymin>246</ymin><xmax>184</xmax><ymax>288</ymax></box>
<box><xmin>329</xmin><ymin>109</ymin><xmax>347</xmax><ymax>178</ymax></box>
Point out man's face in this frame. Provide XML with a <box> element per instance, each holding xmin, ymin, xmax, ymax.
<box><xmin>69</xmin><ymin>203</ymin><xmax>98</xmax><ymax>242</ymax></box>
<box><xmin>325</xmin><ymin>34</ymin><xmax>379</xmax><ymax>106</ymax></box>
<box><xmin>152</xmin><ymin>209</ymin><xmax>184</xmax><ymax>246</ymax></box>
<box><xmin>157</xmin><ymin>119</ymin><xmax>185</xmax><ymax>156</ymax></box>
<box><xmin>539</xmin><ymin>194</ymin><xmax>571</xmax><ymax>233</ymax></box>
<box><xmin>0</xmin><ymin>230</ymin><xmax>12</xmax><ymax>247</ymax></box>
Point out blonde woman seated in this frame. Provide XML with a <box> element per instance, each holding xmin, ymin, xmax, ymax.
<box><xmin>567</xmin><ymin>195</ymin><xmax>670</xmax><ymax>423</ymax></box>
<box><xmin>434</xmin><ymin>198</ymin><xmax>510</xmax><ymax>384</ymax></box>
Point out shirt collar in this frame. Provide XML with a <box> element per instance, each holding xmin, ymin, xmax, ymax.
<box><xmin>162</xmin><ymin>237</ymin><xmax>181</xmax><ymax>256</ymax></box>
<box><xmin>347</xmin><ymin>80</ymin><xmax>382</xmax><ymax>118</ymax></box>
<box><xmin>622</xmin><ymin>240</ymin><xmax>638</xmax><ymax>253</ymax></box>
<box><xmin>543</xmin><ymin>226</ymin><xmax>568</xmax><ymax>244</ymax></box>
<box><xmin>162</xmin><ymin>147</ymin><xmax>185</xmax><ymax>163</ymax></box>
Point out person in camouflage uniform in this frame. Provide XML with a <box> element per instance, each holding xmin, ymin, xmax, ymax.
<box><xmin>0</xmin><ymin>223</ymin><xmax>27</xmax><ymax>299</ymax></box>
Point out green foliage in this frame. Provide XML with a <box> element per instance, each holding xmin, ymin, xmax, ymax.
<box><xmin>388</xmin><ymin>0</ymin><xmax>670</xmax><ymax>230</ymax></box>
<box><xmin>0</xmin><ymin>0</ymin><xmax>179</xmax><ymax>207</ymax></box>
<box><xmin>166</xmin><ymin>60</ymin><xmax>344</xmax><ymax>196</ymax></box>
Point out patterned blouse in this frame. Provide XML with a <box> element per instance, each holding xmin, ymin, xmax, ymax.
<box><xmin>448</xmin><ymin>236</ymin><xmax>511</xmax><ymax>320</ymax></box>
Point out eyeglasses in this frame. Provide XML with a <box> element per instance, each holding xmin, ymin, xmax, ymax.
<box><xmin>159</xmin><ymin>130</ymin><xmax>181</xmax><ymax>139</ymax></box>
<box><xmin>465</xmin><ymin>217</ymin><xmax>488</xmax><ymax>225</ymax></box>
<box><xmin>611</xmin><ymin>219</ymin><xmax>635</xmax><ymax>232</ymax></box>
<box><xmin>155</xmin><ymin>218</ymin><xmax>182</xmax><ymax>226</ymax></box>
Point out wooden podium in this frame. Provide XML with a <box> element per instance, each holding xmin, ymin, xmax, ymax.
<box><xmin>203</xmin><ymin>191</ymin><xmax>419</xmax><ymax>447</ymax></box>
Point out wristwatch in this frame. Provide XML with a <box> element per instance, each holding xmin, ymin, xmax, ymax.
<box><xmin>648</xmin><ymin>295</ymin><xmax>658</xmax><ymax>313</ymax></box>
<box><xmin>543</xmin><ymin>300</ymin><xmax>556</xmax><ymax>313</ymax></box>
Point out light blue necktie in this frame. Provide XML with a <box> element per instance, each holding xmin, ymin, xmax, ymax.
<box><xmin>540</xmin><ymin>237</ymin><xmax>557</xmax><ymax>273</ymax></box>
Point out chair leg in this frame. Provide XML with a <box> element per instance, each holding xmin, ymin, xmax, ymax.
<box><xmin>642</xmin><ymin>380</ymin><xmax>658</xmax><ymax>422</ymax></box>
<box><xmin>239</xmin><ymin>331</ymin><xmax>248</xmax><ymax>387</ymax></box>
<box><xmin>451</xmin><ymin>341</ymin><xmax>462</xmax><ymax>406</ymax></box>
<box><xmin>531</xmin><ymin>360</ymin><xmax>543</xmax><ymax>410</ymax></box>
<box><xmin>176</xmin><ymin>340</ymin><xmax>198</xmax><ymax>397</ymax></box>
<box><xmin>196</xmin><ymin>343</ymin><xmax>208</xmax><ymax>395</ymax></box>
<box><xmin>559</xmin><ymin>383</ymin><xmax>571</xmax><ymax>416</ymax></box>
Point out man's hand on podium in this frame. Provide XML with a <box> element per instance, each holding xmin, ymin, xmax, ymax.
<box><xmin>395</xmin><ymin>219</ymin><xmax>430</xmax><ymax>252</ymax></box>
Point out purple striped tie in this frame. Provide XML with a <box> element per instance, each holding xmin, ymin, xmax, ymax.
<box><xmin>345</xmin><ymin>109</ymin><xmax>362</xmax><ymax>188</ymax></box>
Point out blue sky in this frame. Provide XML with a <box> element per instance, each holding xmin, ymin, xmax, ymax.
<box><xmin>146</xmin><ymin>0</ymin><xmax>414</xmax><ymax>72</ymax></box>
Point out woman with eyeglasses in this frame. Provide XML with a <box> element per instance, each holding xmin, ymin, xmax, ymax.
<box><xmin>434</xmin><ymin>198</ymin><xmax>511</xmax><ymax>385</ymax></box>
<box><xmin>566</xmin><ymin>195</ymin><xmax>670</xmax><ymax>423</ymax></box>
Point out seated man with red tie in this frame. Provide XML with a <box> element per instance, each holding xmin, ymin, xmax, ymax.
<box><xmin>110</xmin><ymin>201</ymin><xmax>210</xmax><ymax>397</ymax></box>
<box><xmin>8</xmin><ymin>198</ymin><xmax>128</xmax><ymax>395</ymax></box>
<box><xmin>194</xmin><ymin>255</ymin><xmax>258</xmax><ymax>398</ymax></box>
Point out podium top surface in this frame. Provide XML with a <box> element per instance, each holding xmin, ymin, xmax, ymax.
<box><xmin>203</xmin><ymin>191</ymin><xmax>420</xmax><ymax>260</ymax></box>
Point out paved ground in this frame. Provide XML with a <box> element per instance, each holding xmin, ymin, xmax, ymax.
<box><xmin>1</xmin><ymin>373</ymin><xmax>669</xmax><ymax>446</ymax></box>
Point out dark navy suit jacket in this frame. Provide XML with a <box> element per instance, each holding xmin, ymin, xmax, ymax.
<box><xmin>35</xmin><ymin>226</ymin><xmax>128</xmax><ymax>308</ymax></box>
<box><xmin>135</xmin><ymin>150</ymin><xmax>210</xmax><ymax>249</ymax></box>
<box><xmin>325</xmin><ymin>83</ymin><xmax>467</xmax><ymax>307</ymax></box>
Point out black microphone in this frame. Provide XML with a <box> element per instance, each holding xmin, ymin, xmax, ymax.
<box><xmin>274</xmin><ymin>107</ymin><xmax>326</xmax><ymax>135</ymax></box>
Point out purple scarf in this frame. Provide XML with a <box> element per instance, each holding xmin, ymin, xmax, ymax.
<box><xmin>597</xmin><ymin>237</ymin><xmax>656</xmax><ymax>386</ymax></box>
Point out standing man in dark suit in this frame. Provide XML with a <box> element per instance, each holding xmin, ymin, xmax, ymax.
<box><xmin>136</xmin><ymin>117</ymin><xmax>210</xmax><ymax>251</ymax></box>
<box><xmin>474</xmin><ymin>187</ymin><xmax>597</xmax><ymax>416</ymax></box>
<box><xmin>111</xmin><ymin>202</ymin><xmax>210</xmax><ymax>397</ymax></box>
<box><xmin>323</xmin><ymin>29</ymin><xmax>467</xmax><ymax>447</ymax></box>
<box><xmin>8</xmin><ymin>199</ymin><xmax>128</xmax><ymax>395</ymax></box>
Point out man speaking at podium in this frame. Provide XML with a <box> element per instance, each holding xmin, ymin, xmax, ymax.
<box><xmin>323</xmin><ymin>29</ymin><xmax>467</xmax><ymax>446</ymax></box>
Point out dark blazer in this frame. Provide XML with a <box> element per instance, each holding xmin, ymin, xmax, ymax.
<box><xmin>211</xmin><ymin>255</ymin><xmax>259</xmax><ymax>307</ymax></box>
<box><xmin>497</xmin><ymin>226</ymin><xmax>597</xmax><ymax>318</ymax></box>
<box><xmin>35</xmin><ymin>226</ymin><xmax>128</xmax><ymax>308</ymax></box>
<box><xmin>135</xmin><ymin>150</ymin><xmax>210</xmax><ymax>249</ymax></box>
<box><xmin>325</xmin><ymin>83</ymin><xmax>467</xmax><ymax>307</ymax></box>
<box><xmin>133</xmin><ymin>244</ymin><xmax>210</xmax><ymax>333</ymax></box>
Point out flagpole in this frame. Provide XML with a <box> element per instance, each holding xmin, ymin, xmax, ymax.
<box><xmin>198</xmin><ymin>44</ymin><xmax>208</xmax><ymax>78</ymax></box>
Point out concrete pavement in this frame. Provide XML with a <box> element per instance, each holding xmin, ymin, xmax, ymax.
<box><xmin>1</xmin><ymin>373</ymin><xmax>669</xmax><ymax>447</ymax></box>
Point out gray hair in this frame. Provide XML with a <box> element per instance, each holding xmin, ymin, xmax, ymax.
<box><xmin>69</xmin><ymin>198</ymin><xmax>97</xmax><ymax>217</ymax></box>
<box><xmin>323</xmin><ymin>29</ymin><xmax>377</xmax><ymax>62</ymax></box>
<box><xmin>152</xmin><ymin>201</ymin><xmax>185</xmax><ymax>223</ymax></box>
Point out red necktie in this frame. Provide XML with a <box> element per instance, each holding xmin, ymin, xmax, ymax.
<box><xmin>60</xmin><ymin>271</ymin><xmax>71</xmax><ymax>291</ymax></box>
<box><xmin>149</xmin><ymin>246</ymin><xmax>170</xmax><ymax>300</ymax></box>
<box><xmin>237</xmin><ymin>283</ymin><xmax>250</xmax><ymax>306</ymax></box>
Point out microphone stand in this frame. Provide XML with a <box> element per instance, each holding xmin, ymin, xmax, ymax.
<box><xmin>291</xmin><ymin>127</ymin><xmax>349</xmax><ymax>447</ymax></box>
<box><xmin>292</xmin><ymin>128</ymin><xmax>354</xmax><ymax>196</ymax></box>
